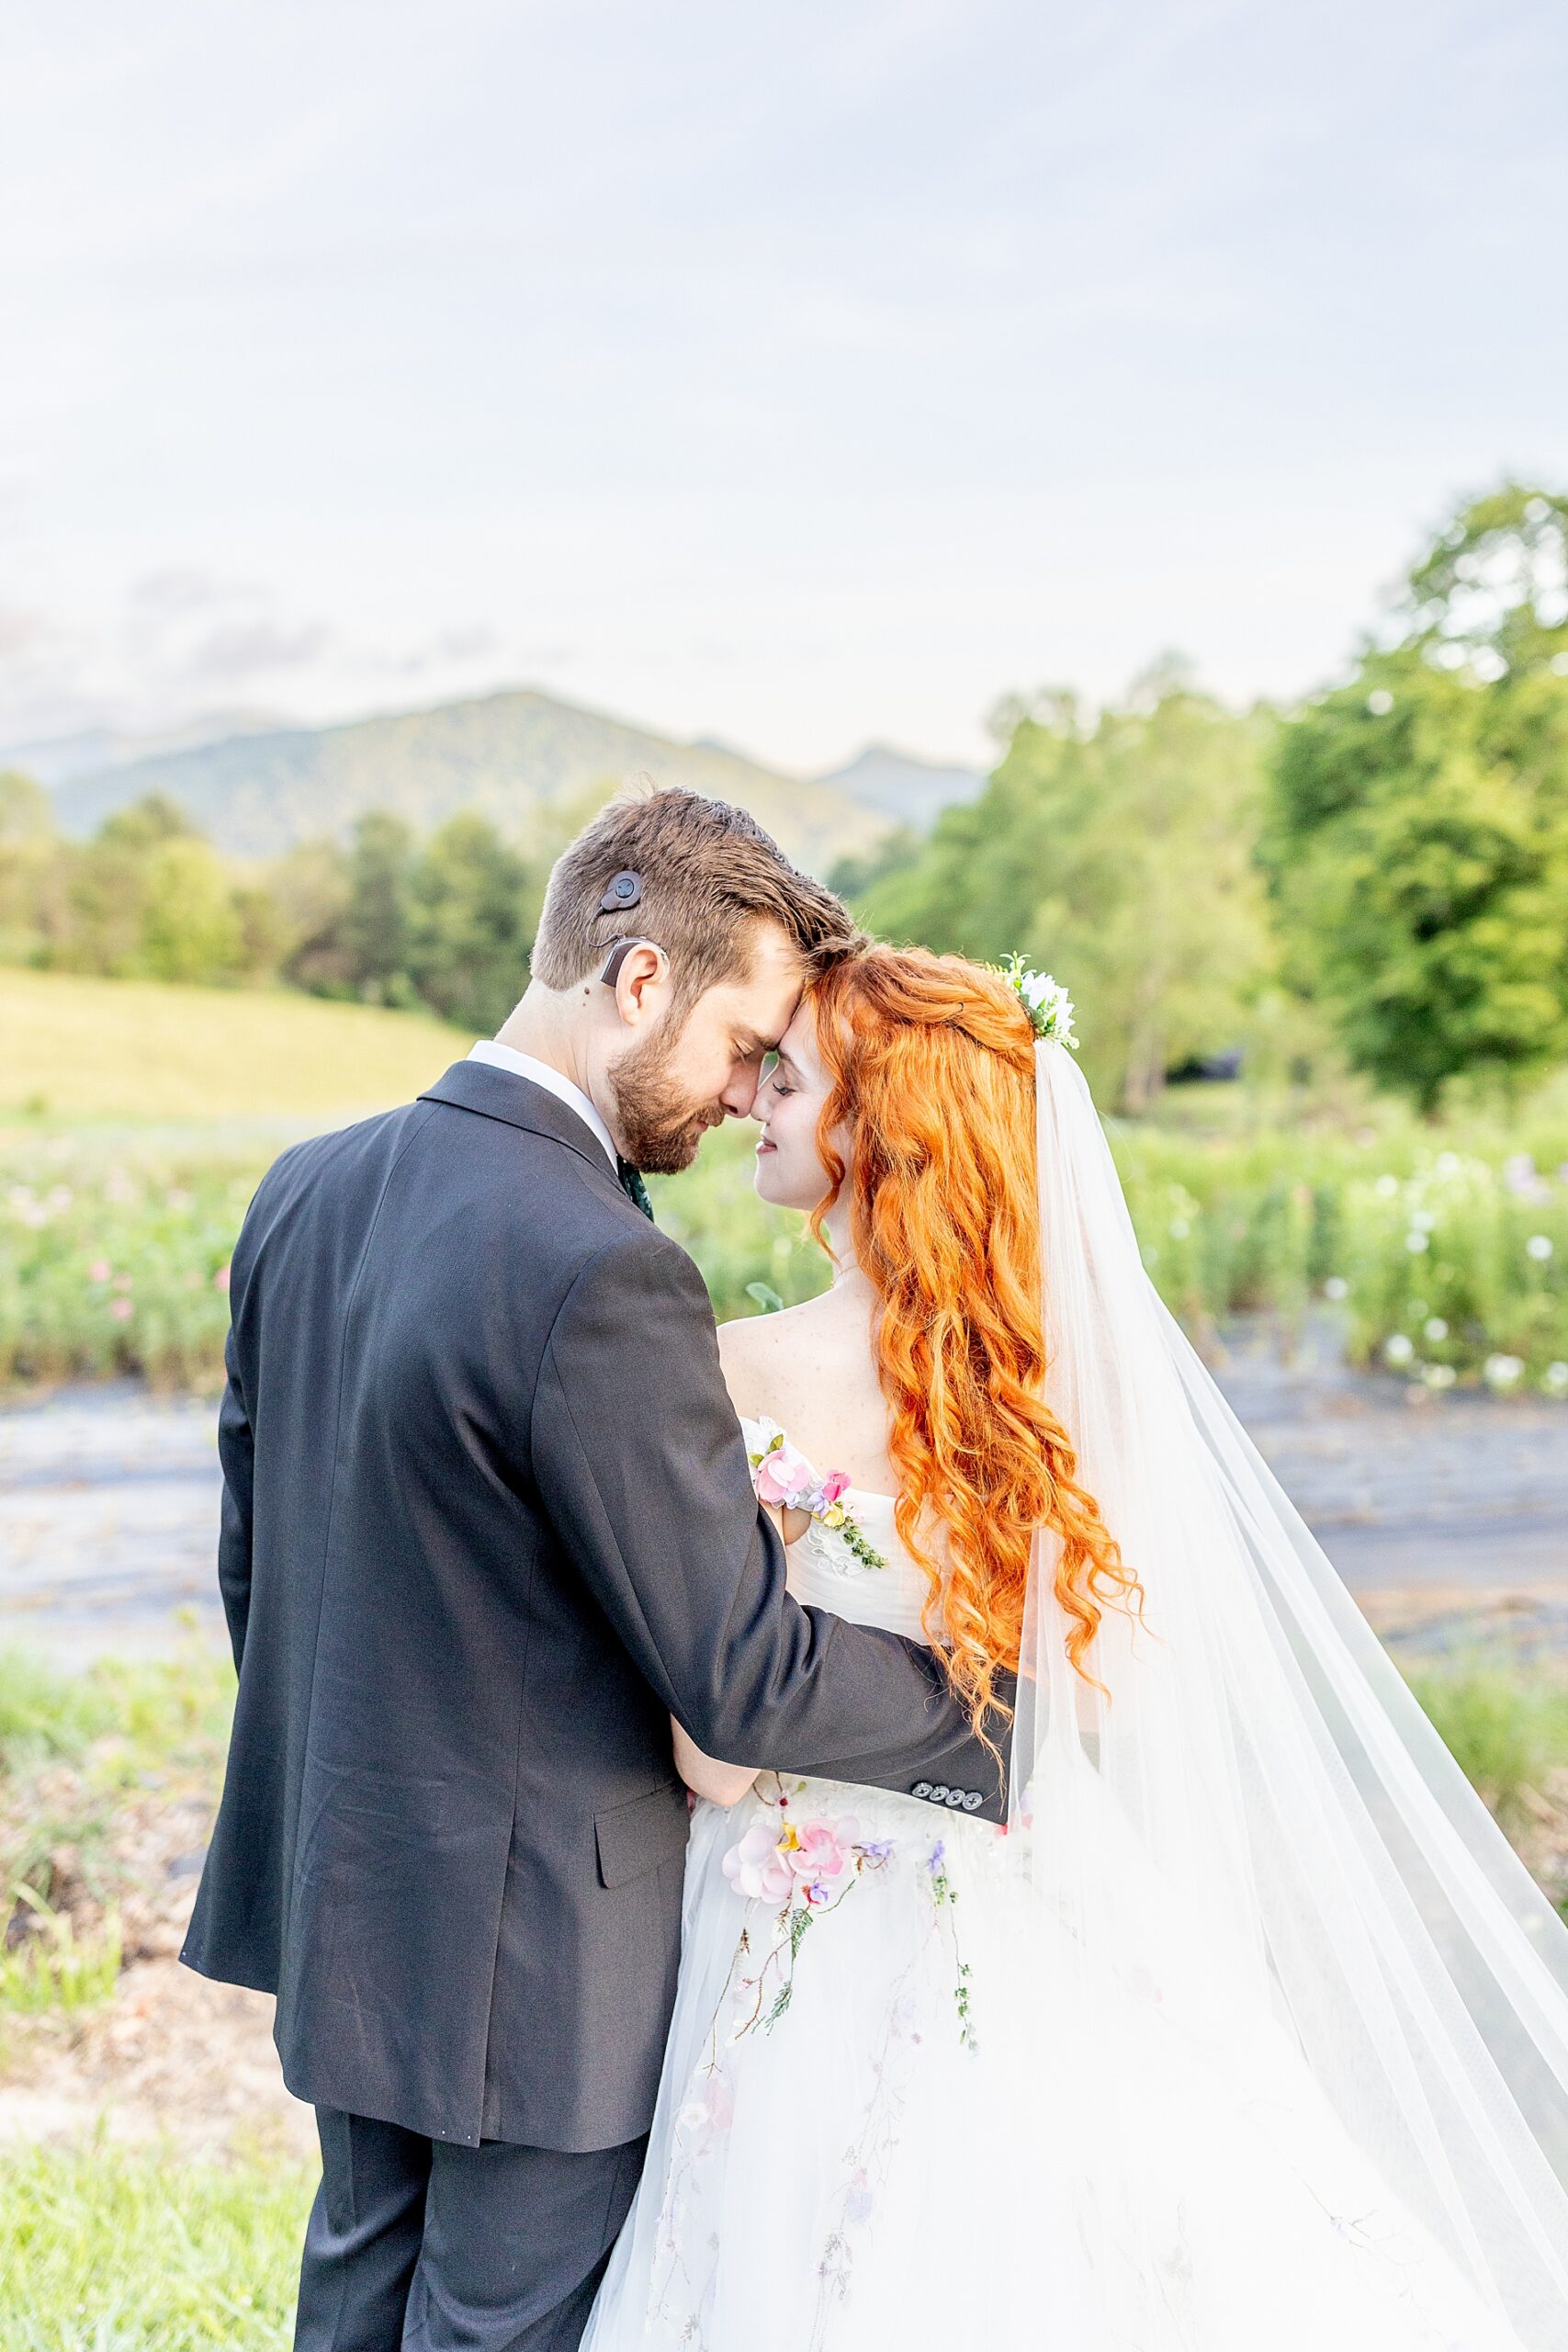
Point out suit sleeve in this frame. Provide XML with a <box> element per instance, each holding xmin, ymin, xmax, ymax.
<box><xmin>529</xmin><ymin>1229</ymin><xmax>1012</xmax><ymax>1821</ymax></box>
<box><xmin>216</xmin><ymin>1317</ymin><xmax>254</xmax><ymax>1672</ymax></box>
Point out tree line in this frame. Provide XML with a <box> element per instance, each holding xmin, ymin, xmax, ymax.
<box><xmin>835</xmin><ymin>483</ymin><xmax>1568</xmax><ymax>1113</ymax></box>
<box><xmin>4</xmin><ymin>485</ymin><xmax>1567</xmax><ymax>1111</ymax></box>
<box><xmin>0</xmin><ymin>792</ymin><xmax>546</xmax><ymax>1035</ymax></box>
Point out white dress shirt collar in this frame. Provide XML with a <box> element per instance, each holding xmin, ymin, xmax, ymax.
<box><xmin>466</xmin><ymin>1041</ymin><xmax>619</xmax><ymax>1172</ymax></box>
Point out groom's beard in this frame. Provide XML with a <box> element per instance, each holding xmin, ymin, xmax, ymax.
<box><xmin>609</xmin><ymin>1028</ymin><xmax>725</xmax><ymax>1174</ymax></box>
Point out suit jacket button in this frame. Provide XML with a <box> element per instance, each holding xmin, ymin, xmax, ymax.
<box><xmin>929</xmin><ymin>1784</ymin><xmax>950</xmax><ymax>1804</ymax></box>
<box><xmin>911</xmin><ymin>1781</ymin><xmax>933</xmax><ymax>1801</ymax></box>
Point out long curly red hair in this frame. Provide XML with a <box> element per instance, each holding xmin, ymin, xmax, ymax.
<box><xmin>807</xmin><ymin>946</ymin><xmax>1144</xmax><ymax>1730</ymax></box>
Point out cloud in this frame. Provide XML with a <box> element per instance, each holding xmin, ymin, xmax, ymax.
<box><xmin>0</xmin><ymin>605</ymin><xmax>57</xmax><ymax>660</ymax></box>
<box><xmin>125</xmin><ymin>566</ymin><xmax>239</xmax><ymax>617</ymax></box>
<box><xmin>182</xmin><ymin>617</ymin><xmax>336</xmax><ymax>684</ymax></box>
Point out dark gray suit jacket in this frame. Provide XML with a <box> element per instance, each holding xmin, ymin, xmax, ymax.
<box><xmin>182</xmin><ymin>1058</ymin><xmax>1009</xmax><ymax>2151</ymax></box>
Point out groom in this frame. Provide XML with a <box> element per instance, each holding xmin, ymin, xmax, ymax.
<box><xmin>183</xmin><ymin>786</ymin><xmax>1010</xmax><ymax>2351</ymax></box>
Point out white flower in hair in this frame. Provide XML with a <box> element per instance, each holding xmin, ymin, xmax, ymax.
<box><xmin>995</xmin><ymin>952</ymin><xmax>1079</xmax><ymax>1049</ymax></box>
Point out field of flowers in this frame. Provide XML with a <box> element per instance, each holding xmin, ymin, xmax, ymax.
<box><xmin>4</xmin><ymin>1097</ymin><xmax>1566</xmax><ymax>1396</ymax></box>
<box><xmin>1113</xmin><ymin>1117</ymin><xmax>1568</xmax><ymax>1398</ymax></box>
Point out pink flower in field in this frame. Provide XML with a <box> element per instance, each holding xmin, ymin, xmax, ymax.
<box><xmin>87</xmin><ymin>1261</ymin><xmax>111</xmax><ymax>1283</ymax></box>
<box><xmin>818</xmin><ymin>1469</ymin><xmax>851</xmax><ymax>1504</ymax></box>
<box><xmin>753</xmin><ymin>1438</ymin><xmax>813</xmax><ymax>1510</ymax></box>
<box><xmin>788</xmin><ymin>1817</ymin><xmax>859</xmax><ymax>1902</ymax></box>
<box><xmin>213</xmin><ymin>1263</ymin><xmax>231</xmax><ymax>1293</ymax></box>
<box><xmin>722</xmin><ymin>1823</ymin><xmax>794</xmax><ymax>1904</ymax></box>
<box><xmin>109</xmin><ymin>1297</ymin><xmax>134</xmax><ymax>1322</ymax></box>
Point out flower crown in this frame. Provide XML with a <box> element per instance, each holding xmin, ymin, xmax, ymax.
<box><xmin>993</xmin><ymin>953</ymin><xmax>1078</xmax><ymax>1050</ymax></box>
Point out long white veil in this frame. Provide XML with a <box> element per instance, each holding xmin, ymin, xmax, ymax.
<box><xmin>1016</xmin><ymin>1040</ymin><xmax>1568</xmax><ymax>2346</ymax></box>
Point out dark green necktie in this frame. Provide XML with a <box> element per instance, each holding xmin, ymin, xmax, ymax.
<box><xmin>616</xmin><ymin>1155</ymin><xmax>655</xmax><ymax>1221</ymax></box>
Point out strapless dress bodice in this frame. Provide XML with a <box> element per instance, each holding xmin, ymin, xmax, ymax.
<box><xmin>739</xmin><ymin>1414</ymin><xmax>933</xmax><ymax>1643</ymax></box>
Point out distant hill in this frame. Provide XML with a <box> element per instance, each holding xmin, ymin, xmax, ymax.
<box><xmin>815</xmin><ymin>743</ymin><xmax>987</xmax><ymax>831</ymax></box>
<box><xmin>47</xmin><ymin>688</ymin><xmax>892</xmax><ymax>876</ymax></box>
<box><xmin>3</xmin><ymin>711</ymin><xmax>286</xmax><ymax>788</ymax></box>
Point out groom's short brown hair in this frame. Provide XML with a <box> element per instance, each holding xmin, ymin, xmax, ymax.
<box><xmin>531</xmin><ymin>786</ymin><xmax>861</xmax><ymax>1012</ymax></box>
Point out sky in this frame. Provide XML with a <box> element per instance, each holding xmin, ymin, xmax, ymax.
<box><xmin>2</xmin><ymin>0</ymin><xmax>1565</xmax><ymax>774</ymax></box>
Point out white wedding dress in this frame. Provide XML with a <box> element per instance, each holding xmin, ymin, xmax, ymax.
<box><xmin>587</xmin><ymin>1042</ymin><xmax>1568</xmax><ymax>2347</ymax></box>
<box><xmin>582</xmin><ymin>1421</ymin><xmax>1527</xmax><ymax>2352</ymax></box>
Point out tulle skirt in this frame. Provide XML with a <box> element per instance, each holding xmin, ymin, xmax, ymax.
<box><xmin>582</xmin><ymin>1774</ymin><xmax>1527</xmax><ymax>2352</ymax></box>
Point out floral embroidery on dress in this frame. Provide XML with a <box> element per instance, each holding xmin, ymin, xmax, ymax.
<box><xmin>718</xmin><ymin>1779</ymin><xmax>896</xmax><ymax>2034</ymax></box>
<box><xmin>647</xmin><ymin>1777</ymin><xmax>986</xmax><ymax>2348</ymax></box>
<box><xmin>745</xmin><ymin>1417</ymin><xmax>888</xmax><ymax>1572</ymax></box>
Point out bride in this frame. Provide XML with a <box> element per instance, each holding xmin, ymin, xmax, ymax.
<box><xmin>584</xmin><ymin>944</ymin><xmax>1568</xmax><ymax>2351</ymax></box>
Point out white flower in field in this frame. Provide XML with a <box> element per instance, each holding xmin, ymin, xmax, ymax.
<box><xmin>1367</xmin><ymin>688</ymin><xmax>1393</xmax><ymax>715</ymax></box>
<box><xmin>1504</xmin><ymin>1153</ymin><xmax>1550</xmax><ymax>1204</ymax></box>
<box><xmin>1526</xmin><ymin>1235</ymin><xmax>1554</xmax><ymax>1262</ymax></box>
<box><xmin>1545</xmin><ymin>1363</ymin><xmax>1568</xmax><ymax>1397</ymax></box>
<box><xmin>1375</xmin><ymin>1174</ymin><xmax>1400</xmax><ymax>1199</ymax></box>
<box><xmin>1384</xmin><ymin>1334</ymin><xmax>1415</xmax><ymax>1366</ymax></box>
<box><xmin>1424</xmin><ymin>1317</ymin><xmax>1449</xmax><ymax>1341</ymax></box>
<box><xmin>1404</xmin><ymin>1231</ymin><xmax>1430</xmax><ymax>1253</ymax></box>
<box><xmin>1323</xmin><ymin>1276</ymin><xmax>1348</xmax><ymax>1301</ymax></box>
<box><xmin>1168</xmin><ymin>1217</ymin><xmax>1190</xmax><ymax>1239</ymax></box>
<box><xmin>1483</xmin><ymin>1353</ymin><xmax>1525</xmax><ymax>1389</ymax></box>
<box><xmin>1434</xmin><ymin>1151</ymin><xmax>1461</xmax><ymax>1177</ymax></box>
<box><xmin>1423</xmin><ymin>1364</ymin><xmax>1457</xmax><ymax>1390</ymax></box>
<box><xmin>1409</xmin><ymin>1209</ymin><xmax>1436</xmax><ymax>1232</ymax></box>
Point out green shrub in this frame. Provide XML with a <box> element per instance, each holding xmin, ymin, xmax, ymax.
<box><xmin>4</xmin><ymin>1096</ymin><xmax>1566</xmax><ymax>1395</ymax></box>
<box><xmin>1406</xmin><ymin>1660</ymin><xmax>1568</xmax><ymax>1829</ymax></box>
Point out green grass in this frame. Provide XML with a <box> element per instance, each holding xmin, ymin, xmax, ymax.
<box><xmin>0</xmin><ymin>2141</ymin><xmax>313</xmax><ymax>2352</ymax></box>
<box><xmin>0</xmin><ymin>1898</ymin><xmax>122</xmax><ymax>2018</ymax></box>
<box><xmin>1406</xmin><ymin>1657</ymin><xmax>1568</xmax><ymax>1833</ymax></box>
<box><xmin>0</xmin><ymin>967</ymin><xmax>470</xmax><ymax>1124</ymax></box>
<box><xmin>0</xmin><ymin>1645</ymin><xmax>235</xmax><ymax>2037</ymax></box>
<box><xmin>0</xmin><ymin>1649</ymin><xmax>120</xmax><ymax>1774</ymax></box>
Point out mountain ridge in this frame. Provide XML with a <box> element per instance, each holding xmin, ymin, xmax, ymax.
<box><xmin>44</xmin><ymin>686</ymin><xmax>894</xmax><ymax>876</ymax></box>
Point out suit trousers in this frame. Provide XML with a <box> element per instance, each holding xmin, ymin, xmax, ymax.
<box><xmin>295</xmin><ymin>2108</ymin><xmax>648</xmax><ymax>2352</ymax></box>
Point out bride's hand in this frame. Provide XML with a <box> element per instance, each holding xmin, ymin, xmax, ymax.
<box><xmin>671</xmin><ymin>1717</ymin><xmax>759</xmax><ymax>1807</ymax></box>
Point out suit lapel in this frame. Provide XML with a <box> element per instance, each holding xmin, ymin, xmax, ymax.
<box><xmin>419</xmin><ymin>1061</ymin><xmax>616</xmax><ymax>1185</ymax></box>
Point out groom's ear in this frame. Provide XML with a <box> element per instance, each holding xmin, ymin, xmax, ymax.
<box><xmin>604</xmin><ymin>941</ymin><xmax>671</xmax><ymax>1031</ymax></box>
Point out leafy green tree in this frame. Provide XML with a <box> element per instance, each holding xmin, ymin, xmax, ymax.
<box><xmin>827</xmin><ymin>825</ymin><xmax>921</xmax><ymax>903</ymax></box>
<box><xmin>0</xmin><ymin>771</ymin><xmax>59</xmax><ymax>964</ymax></box>
<box><xmin>139</xmin><ymin>835</ymin><xmax>247</xmax><ymax>982</ymax></box>
<box><xmin>270</xmin><ymin>839</ymin><xmax>355</xmax><ymax>995</ymax></box>
<box><xmin>49</xmin><ymin>797</ymin><xmax>191</xmax><ymax>975</ymax></box>
<box><xmin>1267</xmin><ymin>485</ymin><xmax>1568</xmax><ymax>1111</ymax></box>
<box><xmin>406</xmin><ymin>813</ymin><xmax>540</xmax><ymax>1034</ymax></box>
<box><xmin>344</xmin><ymin>811</ymin><xmax>416</xmax><ymax>1004</ymax></box>
<box><xmin>860</xmin><ymin>667</ymin><xmax>1272</xmax><ymax>1110</ymax></box>
<box><xmin>39</xmin><ymin>795</ymin><xmax>261</xmax><ymax>986</ymax></box>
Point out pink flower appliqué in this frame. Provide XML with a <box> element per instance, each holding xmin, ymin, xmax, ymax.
<box><xmin>818</xmin><ymin>1469</ymin><xmax>851</xmax><ymax>1504</ymax></box>
<box><xmin>753</xmin><ymin>1438</ymin><xmax>815</xmax><ymax>1510</ymax></box>
<box><xmin>789</xmin><ymin>1817</ymin><xmax>860</xmax><ymax>1905</ymax></box>
<box><xmin>722</xmin><ymin>1823</ymin><xmax>795</xmax><ymax>1904</ymax></box>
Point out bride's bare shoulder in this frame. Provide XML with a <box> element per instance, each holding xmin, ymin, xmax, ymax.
<box><xmin>716</xmin><ymin>1294</ymin><xmax>837</xmax><ymax>1415</ymax></box>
